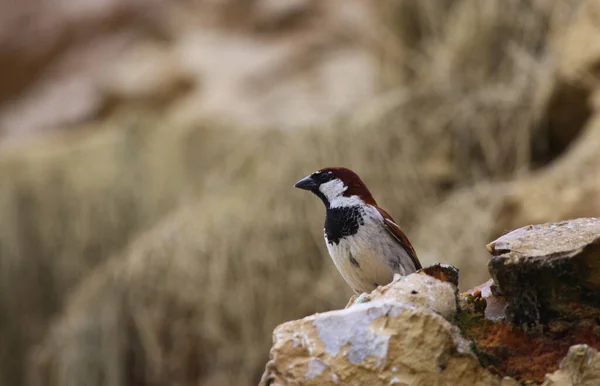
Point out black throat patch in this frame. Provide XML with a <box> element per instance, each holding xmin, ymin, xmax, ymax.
<box><xmin>324</xmin><ymin>206</ymin><xmax>364</xmax><ymax>245</ymax></box>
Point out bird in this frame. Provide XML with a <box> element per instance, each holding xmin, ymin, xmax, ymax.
<box><xmin>294</xmin><ymin>166</ymin><xmax>422</xmax><ymax>294</ymax></box>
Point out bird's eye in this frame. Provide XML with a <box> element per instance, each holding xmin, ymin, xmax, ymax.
<box><xmin>311</xmin><ymin>170</ymin><xmax>334</xmax><ymax>183</ymax></box>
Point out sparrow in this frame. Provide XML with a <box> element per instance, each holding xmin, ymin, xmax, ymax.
<box><xmin>294</xmin><ymin>166</ymin><xmax>422</xmax><ymax>294</ymax></box>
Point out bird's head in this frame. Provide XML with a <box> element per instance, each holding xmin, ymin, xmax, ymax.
<box><xmin>294</xmin><ymin>167</ymin><xmax>376</xmax><ymax>208</ymax></box>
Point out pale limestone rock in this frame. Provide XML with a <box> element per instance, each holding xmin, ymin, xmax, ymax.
<box><xmin>260</xmin><ymin>301</ymin><xmax>500</xmax><ymax>386</ymax></box>
<box><xmin>346</xmin><ymin>272</ymin><xmax>458</xmax><ymax>321</ymax></box>
<box><xmin>543</xmin><ymin>345</ymin><xmax>600</xmax><ymax>386</ymax></box>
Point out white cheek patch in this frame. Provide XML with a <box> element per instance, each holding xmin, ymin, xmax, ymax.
<box><xmin>319</xmin><ymin>179</ymin><xmax>347</xmax><ymax>202</ymax></box>
<box><xmin>330</xmin><ymin>195</ymin><xmax>363</xmax><ymax>208</ymax></box>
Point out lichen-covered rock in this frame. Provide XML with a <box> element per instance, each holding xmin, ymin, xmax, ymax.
<box><xmin>487</xmin><ymin>218</ymin><xmax>600</xmax><ymax>325</ymax></box>
<box><xmin>462</xmin><ymin>279</ymin><xmax>506</xmax><ymax>321</ymax></box>
<box><xmin>419</xmin><ymin>263</ymin><xmax>460</xmax><ymax>287</ymax></box>
<box><xmin>346</xmin><ymin>270</ymin><xmax>458</xmax><ymax>321</ymax></box>
<box><xmin>261</xmin><ymin>218</ymin><xmax>600</xmax><ymax>385</ymax></box>
<box><xmin>542</xmin><ymin>345</ymin><xmax>600</xmax><ymax>386</ymax></box>
<box><xmin>259</xmin><ymin>301</ymin><xmax>500</xmax><ymax>386</ymax></box>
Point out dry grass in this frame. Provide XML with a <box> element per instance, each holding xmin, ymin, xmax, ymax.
<box><xmin>0</xmin><ymin>0</ymin><xmax>588</xmax><ymax>385</ymax></box>
<box><xmin>378</xmin><ymin>0</ymin><xmax>583</xmax><ymax>174</ymax></box>
<box><xmin>29</xmin><ymin>196</ymin><xmax>347</xmax><ymax>386</ymax></box>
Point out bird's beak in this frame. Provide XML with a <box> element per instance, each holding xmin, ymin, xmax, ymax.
<box><xmin>294</xmin><ymin>175</ymin><xmax>318</xmax><ymax>191</ymax></box>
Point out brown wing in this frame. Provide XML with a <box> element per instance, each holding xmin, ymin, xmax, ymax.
<box><xmin>376</xmin><ymin>207</ymin><xmax>422</xmax><ymax>270</ymax></box>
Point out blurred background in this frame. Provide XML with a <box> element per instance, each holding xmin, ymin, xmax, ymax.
<box><xmin>1</xmin><ymin>0</ymin><xmax>599</xmax><ymax>385</ymax></box>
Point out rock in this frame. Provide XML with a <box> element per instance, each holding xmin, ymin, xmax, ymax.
<box><xmin>259</xmin><ymin>301</ymin><xmax>500</xmax><ymax>386</ymax></box>
<box><xmin>345</xmin><ymin>269</ymin><xmax>458</xmax><ymax>321</ymax></box>
<box><xmin>487</xmin><ymin>218</ymin><xmax>600</xmax><ymax>325</ymax></box>
<box><xmin>456</xmin><ymin>218</ymin><xmax>600</xmax><ymax>383</ymax></box>
<box><xmin>260</xmin><ymin>269</ymin><xmax>504</xmax><ymax>385</ymax></box>
<box><xmin>420</xmin><ymin>263</ymin><xmax>460</xmax><ymax>287</ymax></box>
<box><xmin>486</xmin><ymin>218</ymin><xmax>600</xmax><ymax>259</ymax></box>
<box><xmin>457</xmin><ymin>298</ymin><xmax>600</xmax><ymax>384</ymax></box>
<box><xmin>542</xmin><ymin>345</ymin><xmax>600</xmax><ymax>386</ymax></box>
<box><xmin>462</xmin><ymin>279</ymin><xmax>507</xmax><ymax>322</ymax></box>
<box><xmin>260</xmin><ymin>217</ymin><xmax>600</xmax><ymax>385</ymax></box>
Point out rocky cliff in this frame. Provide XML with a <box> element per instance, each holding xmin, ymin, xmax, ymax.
<box><xmin>260</xmin><ymin>218</ymin><xmax>600</xmax><ymax>385</ymax></box>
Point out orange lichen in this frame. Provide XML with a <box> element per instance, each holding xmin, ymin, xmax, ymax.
<box><xmin>467</xmin><ymin>321</ymin><xmax>600</xmax><ymax>383</ymax></box>
<box><xmin>476</xmin><ymin>323</ymin><xmax>564</xmax><ymax>382</ymax></box>
<box><xmin>420</xmin><ymin>264</ymin><xmax>459</xmax><ymax>286</ymax></box>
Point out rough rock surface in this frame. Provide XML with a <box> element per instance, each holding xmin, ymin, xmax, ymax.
<box><xmin>260</xmin><ymin>300</ymin><xmax>499</xmax><ymax>386</ymax></box>
<box><xmin>487</xmin><ymin>218</ymin><xmax>600</xmax><ymax>325</ymax></box>
<box><xmin>463</xmin><ymin>279</ymin><xmax>507</xmax><ymax>322</ymax></box>
<box><xmin>345</xmin><ymin>269</ymin><xmax>458</xmax><ymax>321</ymax></box>
<box><xmin>455</xmin><ymin>219</ymin><xmax>600</xmax><ymax>383</ymax></box>
<box><xmin>263</xmin><ymin>218</ymin><xmax>600</xmax><ymax>385</ymax></box>
<box><xmin>260</xmin><ymin>271</ymin><xmax>501</xmax><ymax>386</ymax></box>
<box><xmin>542</xmin><ymin>345</ymin><xmax>600</xmax><ymax>386</ymax></box>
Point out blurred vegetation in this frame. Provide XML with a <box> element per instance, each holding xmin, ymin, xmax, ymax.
<box><xmin>0</xmin><ymin>0</ymin><xmax>592</xmax><ymax>385</ymax></box>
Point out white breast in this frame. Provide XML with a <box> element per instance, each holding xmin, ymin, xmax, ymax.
<box><xmin>324</xmin><ymin>203</ymin><xmax>413</xmax><ymax>294</ymax></box>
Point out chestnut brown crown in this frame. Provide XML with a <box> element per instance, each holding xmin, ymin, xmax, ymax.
<box><xmin>294</xmin><ymin>167</ymin><xmax>377</xmax><ymax>206</ymax></box>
